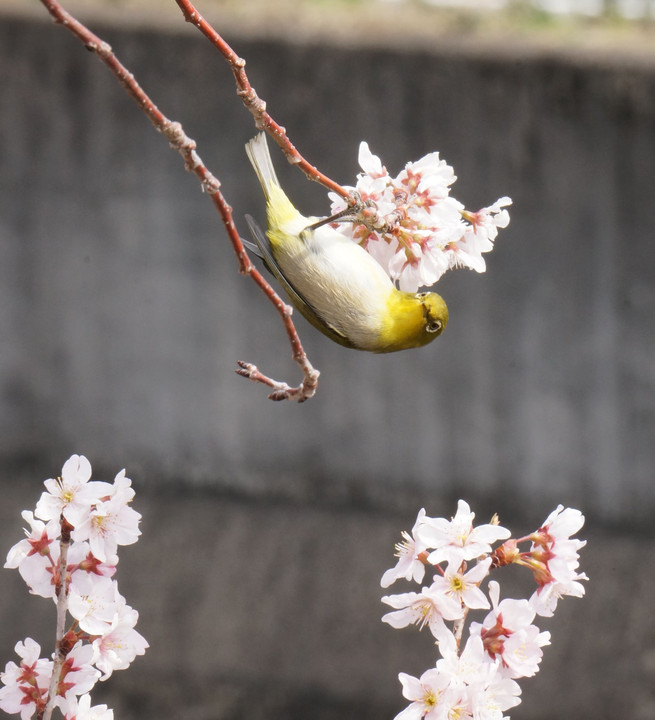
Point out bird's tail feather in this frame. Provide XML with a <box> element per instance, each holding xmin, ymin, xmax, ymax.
<box><xmin>245</xmin><ymin>133</ymin><xmax>280</xmax><ymax>201</ymax></box>
<box><xmin>246</xmin><ymin>133</ymin><xmax>300</xmax><ymax>228</ymax></box>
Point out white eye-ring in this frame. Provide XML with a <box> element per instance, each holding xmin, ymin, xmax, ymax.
<box><xmin>426</xmin><ymin>320</ymin><xmax>443</xmax><ymax>333</ymax></box>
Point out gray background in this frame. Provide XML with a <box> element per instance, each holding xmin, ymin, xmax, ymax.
<box><xmin>1</xmin><ymin>8</ymin><xmax>655</xmax><ymax>720</ymax></box>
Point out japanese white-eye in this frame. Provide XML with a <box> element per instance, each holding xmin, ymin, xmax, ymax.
<box><xmin>245</xmin><ymin>133</ymin><xmax>448</xmax><ymax>353</ymax></box>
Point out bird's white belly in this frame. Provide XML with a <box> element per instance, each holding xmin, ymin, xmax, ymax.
<box><xmin>276</xmin><ymin>222</ymin><xmax>394</xmax><ymax>348</ymax></box>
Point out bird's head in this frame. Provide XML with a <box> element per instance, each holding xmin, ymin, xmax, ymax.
<box><xmin>377</xmin><ymin>290</ymin><xmax>448</xmax><ymax>352</ymax></box>
<box><xmin>417</xmin><ymin>291</ymin><xmax>448</xmax><ymax>338</ymax></box>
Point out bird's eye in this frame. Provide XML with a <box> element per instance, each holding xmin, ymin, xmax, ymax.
<box><xmin>416</xmin><ymin>292</ymin><xmax>428</xmax><ymax>299</ymax></box>
<box><xmin>426</xmin><ymin>320</ymin><xmax>442</xmax><ymax>333</ymax></box>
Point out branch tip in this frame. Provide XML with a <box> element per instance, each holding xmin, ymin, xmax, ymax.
<box><xmin>235</xmin><ymin>360</ymin><xmax>319</xmax><ymax>402</ymax></box>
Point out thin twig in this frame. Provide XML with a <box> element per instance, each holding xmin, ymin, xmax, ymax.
<box><xmin>452</xmin><ymin>613</ymin><xmax>467</xmax><ymax>652</ymax></box>
<box><xmin>42</xmin><ymin>519</ymin><xmax>72</xmax><ymax>720</ymax></box>
<box><xmin>38</xmin><ymin>0</ymin><xmax>319</xmax><ymax>401</ymax></box>
<box><xmin>173</xmin><ymin>0</ymin><xmax>354</xmax><ymax>202</ymax></box>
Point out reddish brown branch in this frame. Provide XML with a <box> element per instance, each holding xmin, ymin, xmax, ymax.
<box><xmin>38</xmin><ymin>0</ymin><xmax>319</xmax><ymax>402</ymax></box>
<box><xmin>173</xmin><ymin>0</ymin><xmax>352</xmax><ymax>202</ymax></box>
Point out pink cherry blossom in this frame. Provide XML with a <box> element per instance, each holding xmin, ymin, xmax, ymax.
<box><xmin>521</xmin><ymin>506</ymin><xmax>588</xmax><ymax>617</ymax></box>
<box><xmin>54</xmin><ymin>642</ymin><xmax>100</xmax><ymax>712</ymax></box>
<box><xmin>470</xmin><ymin>582</ymin><xmax>550</xmax><ymax>679</ymax></box>
<box><xmin>330</xmin><ymin>144</ymin><xmax>511</xmax><ymax>292</ymax></box>
<box><xmin>5</xmin><ymin>511</ymin><xmax>60</xmax><ymax>598</ymax></box>
<box><xmin>0</xmin><ymin>639</ymin><xmax>53</xmax><ymax>720</ymax></box>
<box><xmin>67</xmin><ymin>542</ymin><xmax>117</xmax><ymax>581</ymax></box>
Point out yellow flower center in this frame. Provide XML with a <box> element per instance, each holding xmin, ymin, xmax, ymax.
<box><xmin>424</xmin><ymin>691</ymin><xmax>438</xmax><ymax>708</ymax></box>
<box><xmin>92</xmin><ymin>515</ymin><xmax>107</xmax><ymax>535</ymax></box>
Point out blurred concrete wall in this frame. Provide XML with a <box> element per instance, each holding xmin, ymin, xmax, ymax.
<box><xmin>1</xmin><ymin>11</ymin><xmax>654</xmax><ymax>720</ymax></box>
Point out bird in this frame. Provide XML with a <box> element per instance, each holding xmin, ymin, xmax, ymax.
<box><xmin>244</xmin><ymin>133</ymin><xmax>448</xmax><ymax>353</ymax></box>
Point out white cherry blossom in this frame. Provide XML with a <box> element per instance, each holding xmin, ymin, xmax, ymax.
<box><xmin>429</xmin><ymin>558</ymin><xmax>492</xmax><ymax>612</ymax></box>
<box><xmin>35</xmin><ymin>455</ymin><xmax>112</xmax><ymax>528</ymax></box>
<box><xmin>330</xmin><ymin>144</ymin><xmax>512</xmax><ymax>291</ymax></box>
<box><xmin>91</xmin><ymin>605</ymin><xmax>149</xmax><ymax>680</ymax></box>
<box><xmin>68</xmin><ymin>575</ymin><xmax>123</xmax><ymax>635</ymax></box>
<box><xmin>382</xmin><ymin>587</ymin><xmax>463</xmax><ymax>638</ymax></box>
<box><xmin>395</xmin><ymin>668</ymin><xmax>456</xmax><ymax>720</ymax></box>
<box><xmin>470</xmin><ymin>581</ymin><xmax>550</xmax><ymax>679</ymax></box>
<box><xmin>64</xmin><ymin>693</ymin><xmax>114</xmax><ymax>720</ymax></box>
<box><xmin>5</xmin><ymin>511</ymin><xmax>60</xmax><ymax>598</ymax></box>
<box><xmin>381</xmin><ymin>508</ymin><xmax>430</xmax><ymax>588</ymax></box>
<box><xmin>0</xmin><ymin>639</ymin><xmax>53</xmax><ymax>720</ymax></box>
<box><xmin>417</xmin><ymin>500</ymin><xmax>510</xmax><ymax>566</ymax></box>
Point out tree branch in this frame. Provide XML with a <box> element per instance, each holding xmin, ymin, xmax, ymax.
<box><xmin>173</xmin><ymin>0</ymin><xmax>354</xmax><ymax>202</ymax></box>
<box><xmin>38</xmin><ymin>0</ymin><xmax>320</xmax><ymax>402</ymax></box>
<box><xmin>42</xmin><ymin>519</ymin><xmax>72</xmax><ymax>720</ymax></box>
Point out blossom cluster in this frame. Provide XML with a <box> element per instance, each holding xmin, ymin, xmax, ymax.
<box><xmin>330</xmin><ymin>143</ymin><xmax>511</xmax><ymax>292</ymax></box>
<box><xmin>0</xmin><ymin>455</ymin><xmax>147</xmax><ymax>720</ymax></box>
<box><xmin>381</xmin><ymin>501</ymin><xmax>587</xmax><ymax>720</ymax></box>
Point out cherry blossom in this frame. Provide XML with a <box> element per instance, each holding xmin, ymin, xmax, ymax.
<box><xmin>64</xmin><ymin>694</ymin><xmax>113</xmax><ymax>720</ymax></box>
<box><xmin>35</xmin><ymin>455</ymin><xmax>112</xmax><ymax>528</ymax></box>
<box><xmin>53</xmin><ymin>643</ymin><xmax>100</xmax><ymax>713</ymax></box>
<box><xmin>529</xmin><ymin>570</ymin><xmax>587</xmax><ymax>618</ymax></box>
<box><xmin>534</xmin><ymin>506</ymin><xmax>585</xmax><ymax>544</ymax></box>
<box><xmin>0</xmin><ymin>639</ymin><xmax>53</xmax><ymax>720</ymax></box>
<box><xmin>1</xmin><ymin>455</ymin><xmax>147</xmax><ymax>720</ymax></box>
<box><xmin>395</xmin><ymin>668</ymin><xmax>457</xmax><ymax>720</ymax></box>
<box><xmin>382</xmin><ymin>587</ymin><xmax>463</xmax><ymax>638</ymax></box>
<box><xmin>435</xmin><ymin>630</ymin><xmax>493</xmax><ymax>688</ymax></box>
<box><xmin>67</xmin><ymin>542</ymin><xmax>117</xmax><ymax>582</ymax></box>
<box><xmin>494</xmin><ymin>506</ymin><xmax>588</xmax><ymax>618</ymax></box>
<box><xmin>91</xmin><ymin>605</ymin><xmax>149</xmax><ymax>680</ymax></box>
<box><xmin>5</xmin><ymin>511</ymin><xmax>60</xmax><ymax>598</ymax></box>
<box><xmin>330</xmin><ymin>143</ymin><xmax>512</xmax><ymax>292</ymax></box>
<box><xmin>429</xmin><ymin>559</ymin><xmax>492</xmax><ymax>613</ymax></box>
<box><xmin>468</xmin><ymin>673</ymin><xmax>522</xmax><ymax>720</ymax></box>
<box><xmin>470</xmin><ymin>582</ymin><xmax>550</xmax><ymax>679</ymax></box>
<box><xmin>71</xmin><ymin>475</ymin><xmax>141</xmax><ymax>564</ymax></box>
<box><xmin>417</xmin><ymin>500</ymin><xmax>510</xmax><ymax>566</ymax></box>
<box><xmin>382</xmin><ymin>501</ymin><xmax>586</xmax><ymax>720</ymax></box>
<box><xmin>68</xmin><ymin>575</ymin><xmax>123</xmax><ymax>635</ymax></box>
<box><xmin>381</xmin><ymin>508</ymin><xmax>430</xmax><ymax>588</ymax></box>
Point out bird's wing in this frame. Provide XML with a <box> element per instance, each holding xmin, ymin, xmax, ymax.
<box><xmin>244</xmin><ymin>214</ymin><xmax>351</xmax><ymax>347</ymax></box>
<box><xmin>241</xmin><ymin>235</ymin><xmax>263</xmax><ymax>259</ymax></box>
